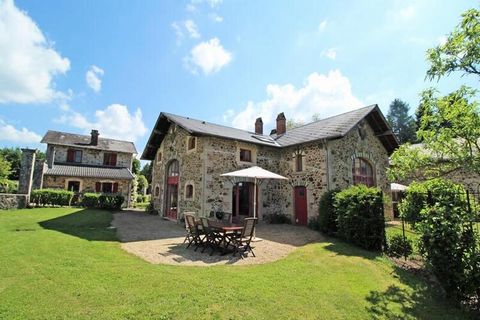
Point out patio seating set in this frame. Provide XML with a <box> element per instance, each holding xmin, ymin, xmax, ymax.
<box><xmin>183</xmin><ymin>213</ymin><xmax>258</xmax><ymax>258</ymax></box>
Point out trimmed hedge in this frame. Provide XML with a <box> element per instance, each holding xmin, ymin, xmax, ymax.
<box><xmin>334</xmin><ymin>185</ymin><xmax>385</xmax><ymax>251</ymax></box>
<box><xmin>82</xmin><ymin>193</ymin><xmax>100</xmax><ymax>208</ymax></box>
<box><xmin>318</xmin><ymin>189</ymin><xmax>339</xmax><ymax>235</ymax></box>
<box><xmin>31</xmin><ymin>189</ymin><xmax>74</xmax><ymax>207</ymax></box>
<box><xmin>386</xmin><ymin>234</ymin><xmax>413</xmax><ymax>259</ymax></box>
<box><xmin>82</xmin><ymin>193</ymin><xmax>124</xmax><ymax>210</ymax></box>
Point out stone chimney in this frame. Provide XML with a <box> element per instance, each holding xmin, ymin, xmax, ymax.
<box><xmin>255</xmin><ymin>117</ymin><xmax>263</xmax><ymax>135</ymax></box>
<box><xmin>276</xmin><ymin>112</ymin><xmax>286</xmax><ymax>135</ymax></box>
<box><xmin>90</xmin><ymin>129</ymin><xmax>99</xmax><ymax>146</ymax></box>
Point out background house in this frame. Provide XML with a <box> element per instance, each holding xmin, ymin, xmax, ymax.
<box><xmin>33</xmin><ymin>130</ymin><xmax>137</xmax><ymax>206</ymax></box>
<box><xmin>142</xmin><ymin>104</ymin><xmax>398</xmax><ymax>224</ymax></box>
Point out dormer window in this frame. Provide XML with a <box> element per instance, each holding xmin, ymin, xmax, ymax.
<box><xmin>240</xmin><ymin>148</ymin><xmax>252</xmax><ymax>162</ymax></box>
<box><xmin>67</xmin><ymin>149</ymin><xmax>82</xmax><ymax>163</ymax></box>
<box><xmin>103</xmin><ymin>153</ymin><xmax>117</xmax><ymax>166</ymax></box>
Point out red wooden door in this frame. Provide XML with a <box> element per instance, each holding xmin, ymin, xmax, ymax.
<box><xmin>294</xmin><ymin>186</ymin><xmax>308</xmax><ymax>225</ymax></box>
<box><xmin>165</xmin><ymin>176</ymin><xmax>178</xmax><ymax>220</ymax></box>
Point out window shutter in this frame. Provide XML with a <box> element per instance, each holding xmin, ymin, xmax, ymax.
<box><xmin>95</xmin><ymin>182</ymin><xmax>101</xmax><ymax>192</ymax></box>
<box><xmin>111</xmin><ymin>154</ymin><xmax>117</xmax><ymax>166</ymax></box>
<box><xmin>67</xmin><ymin>149</ymin><xmax>74</xmax><ymax>162</ymax></box>
<box><xmin>113</xmin><ymin>182</ymin><xmax>118</xmax><ymax>193</ymax></box>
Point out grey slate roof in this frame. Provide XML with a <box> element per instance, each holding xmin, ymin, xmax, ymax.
<box><xmin>44</xmin><ymin>164</ymin><xmax>135</xmax><ymax>180</ymax></box>
<box><xmin>163</xmin><ymin>113</ymin><xmax>280</xmax><ymax>147</ymax></box>
<box><xmin>141</xmin><ymin>104</ymin><xmax>399</xmax><ymax>160</ymax></box>
<box><xmin>41</xmin><ymin>130</ymin><xmax>137</xmax><ymax>154</ymax></box>
<box><xmin>274</xmin><ymin>105</ymin><xmax>377</xmax><ymax>146</ymax></box>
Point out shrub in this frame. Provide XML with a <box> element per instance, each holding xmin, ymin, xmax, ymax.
<box><xmin>265</xmin><ymin>213</ymin><xmax>291</xmax><ymax>224</ymax></box>
<box><xmin>82</xmin><ymin>193</ymin><xmax>124</xmax><ymax>210</ymax></box>
<box><xmin>82</xmin><ymin>193</ymin><xmax>100</xmax><ymax>208</ymax></box>
<box><xmin>414</xmin><ymin>179</ymin><xmax>480</xmax><ymax>306</ymax></box>
<box><xmin>0</xmin><ymin>180</ymin><xmax>18</xmax><ymax>193</ymax></box>
<box><xmin>31</xmin><ymin>189</ymin><xmax>74</xmax><ymax>206</ymax></box>
<box><xmin>136</xmin><ymin>194</ymin><xmax>146</xmax><ymax>203</ymax></box>
<box><xmin>334</xmin><ymin>185</ymin><xmax>385</xmax><ymax>251</ymax></box>
<box><xmin>308</xmin><ymin>216</ymin><xmax>320</xmax><ymax>231</ymax></box>
<box><xmin>386</xmin><ymin>234</ymin><xmax>413</xmax><ymax>259</ymax></box>
<box><xmin>98</xmin><ymin>194</ymin><xmax>124</xmax><ymax>210</ymax></box>
<box><xmin>318</xmin><ymin>189</ymin><xmax>339</xmax><ymax>235</ymax></box>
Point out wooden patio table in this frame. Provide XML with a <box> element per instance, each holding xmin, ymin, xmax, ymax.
<box><xmin>208</xmin><ymin>220</ymin><xmax>243</xmax><ymax>255</ymax></box>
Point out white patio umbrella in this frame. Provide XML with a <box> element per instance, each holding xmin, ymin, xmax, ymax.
<box><xmin>221</xmin><ymin>166</ymin><xmax>289</xmax><ymax>220</ymax></box>
<box><xmin>391</xmin><ymin>183</ymin><xmax>408</xmax><ymax>192</ymax></box>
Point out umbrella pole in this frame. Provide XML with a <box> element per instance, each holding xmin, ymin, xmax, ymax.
<box><xmin>253</xmin><ymin>177</ymin><xmax>257</xmax><ymax>239</ymax></box>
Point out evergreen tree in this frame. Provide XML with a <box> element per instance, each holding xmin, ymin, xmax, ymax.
<box><xmin>386</xmin><ymin>99</ymin><xmax>416</xmax><ymax>144</ymax></box>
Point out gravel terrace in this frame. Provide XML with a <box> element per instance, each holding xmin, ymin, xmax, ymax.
<box><xmin>112</xmin><ymin>211</ymin><xmax>324</xmax><ymax>266</ymax></box>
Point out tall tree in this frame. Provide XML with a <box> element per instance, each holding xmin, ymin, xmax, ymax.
<box><xmin>0</xmin><ymin>154</ymin><xmax>11</xmax><ymax>184</ymax></box>
<box><xmin>0</xmin><ymin>148</ymin><xmax>21</xmax><ymax>180</ymax></box>
<box><xmin>386</xmin><ymin>99</ymin><xmax>417</xmax><ymax>144</ymax></box>
<box><xmin>132</xmin><ymin>158</ymin><xmax>141</xmax><ymax>175</ymax></box>
<box><xmin>140</xmin><ymin>162</ymin><xmax>152</xmax><ymax>184</ymax></box>
<box><xmin>388</xmin><ymin>7</ymin><xmax>480</xmax><ymax>181</ymax></box>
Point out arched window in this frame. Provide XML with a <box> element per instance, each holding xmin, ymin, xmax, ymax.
<box><xmin>187</xmin><ymin>137</ymin><xmax>196</xmax><ymax>150</ymax></box>
<box><xmin>295</xmin><ymin>154</ymin><xmax>303</xmax><ymax>172</ymax></box>
<box><xmin>185</xmin><ymin>184</ymin><xmax>194</xmax><ymax>199</ymax></box>
<box><xmin>154</xmin><ymin>185</ymin><xmax>160</xmax><ymax>197</ymax></box>
<box><xmin>352</xmin><ymin>158</ymin><xmax>374</xmax><ymax>187</ymax></box>
<box><xmin>167</xmin><ymin>160</ymin><xmax>179</xmax><ymax>177</ymax></box>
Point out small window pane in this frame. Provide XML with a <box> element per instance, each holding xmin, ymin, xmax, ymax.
<box><xmin>352</xmin><ymin>158</ymin><xmax>374</xmax><ymax>187</ymax></box>
<box><xmin>240</xmin><ymin>149</ymin><xmax>252</xmax><ymax>162</ymax></box>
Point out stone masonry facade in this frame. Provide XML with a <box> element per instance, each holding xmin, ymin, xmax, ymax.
<box><xmin>151</xmin><ymin>119</ymin><xmax>393</xmax><ymax>222</ymax></box>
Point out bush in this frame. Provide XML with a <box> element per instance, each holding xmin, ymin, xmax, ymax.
<box><xmin>265</xmin><ymin>213</ymin><xmax>291</xmax><ymax>224</ymax></box>
<box><xmin>318</xmin><ymin>189</ymin><xmax>339</xmax><ymax>235</ymax></box>
<box><xmin>0</xmin><ymin>179</ymin><xmax>18</xmax><ymax>193</ymax></box>
<box><xmin>99</xmin><ymin>194</ymin><xmax>124</xmax><ymax>210</ymax></box>
<box><xmin>334</xmin><ymin>185</ymin><xmax>385</xmax><ymax>251</ymax></box>
<box><xmin>308</xmin><ymin>216</ymin><xmax>320</xmax><ymax>231</ymax></box>
<box><xmin>414</xmin><ymin>179</ymin><xmax>480</xmax><ymax>306</ymax></box>
<box><xmin>81</xmin><ymin>193</ymin><xmax>100</xmax><ymax>208</ymax></box>
<box><xmin>386</xmin><ymin>234</ymin><xmax>413</xmax><ymax>259</ymax></box>
<box><xmin>136</xmin><ymin>194</ymin><xmax>146</xmax><ymax>203</ymax></box>
<box><xmin>31</xmin><ymin>189</ymin><xmax>74</xmax><ymax>206</ymax></box>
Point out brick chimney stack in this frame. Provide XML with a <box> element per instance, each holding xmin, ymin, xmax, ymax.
<box><xmin>90</xmin><ymin>130</ymin><xmax>99</xmax><ymax>146</ymax></box>
<box><xmin>255</xmin><ymin>117</ymin><xmax>263</xmax><ymax>135</ymax></box>
<box><xmin>276</xmin><ymin>112</ymin><xmax>286</xmax><ymax>135</ymax></box>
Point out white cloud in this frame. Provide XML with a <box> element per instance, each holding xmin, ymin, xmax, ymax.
<box><xmin>184</xmin><ymin>20</ymin><xmax>200</xmax><ymax>38</ymax></box>
<box><xmin>0</xmin><ymin>119</ymin><xmax>41</xmax><ymax>143</ymax></box>
<box><xmin>56</xmin><ymin>104</ymin><xmax>147</xmax><ymax>142</ymax></box>
<box><xmin>191</xmin><ymin>0</ymin><xmax>222</xmax><ymax>8</ymax></box>
<box><xmin>318</xmin><ymin>19</ymin><xmax>328</xmax><ymax>32</ymax></box>
<box><xmin>321</xmin><ymin>48</ymin><xmax>337</xmax><ymax>60</ymax></box>
<box><xmin>230</xmin><ymin>70</ymin><xmax>363</xmax><ymax>131</ymax></box>
<box><xmin>185</xmin><ymin>37</ymin><xmax>232</xmax><ymax>75</ymax></box>
<box><xmin>398</xmin><ymin>5</ymin><xmax>416</xmax><ymax>20</ymax></box>
<box><xmin>0</xmin><ymin>0</ymin><xmax>70</xmax><ymax>104</ymax></box>
<box><xmin>85</xmin><ymin>65</ymin><xmax>104</xmax><ymax>93</ymax></box>
<box><xmin>209</xmin><ymin>13</ymin><xmax>223</xmax><ymax>23</ymax></box>
<box><xmin>172</xmin><ymin>20</ymin><xmax>201</xmax><ymax>45</ymax></box>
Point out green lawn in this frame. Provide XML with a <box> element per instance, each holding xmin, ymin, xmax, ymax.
<box><xmin>0</xmin><ymin>208</ymin><xmax>471</xmax><ymax>319</ymax></box>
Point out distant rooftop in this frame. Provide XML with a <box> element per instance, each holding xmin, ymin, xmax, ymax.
<box><xmin>41</xmin><ymin>130</ymin><xmax>137</xmax><ymax>154</ymax></box>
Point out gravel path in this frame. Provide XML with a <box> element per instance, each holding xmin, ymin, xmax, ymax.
<box><xmin>112</xmin><ymin>211</ymin><xmax>324</xmax><ymax>266</ymax></box>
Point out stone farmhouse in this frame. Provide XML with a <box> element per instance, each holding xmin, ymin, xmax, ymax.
<box><xmin>142</xmin><ymin>104</ymin><xmax>399</xmax><ymax>225</ymax></box>
<box><xmin>35</xmin><ymin>130</ymin><xmax>137</xmax><ymax>205</ymax></box>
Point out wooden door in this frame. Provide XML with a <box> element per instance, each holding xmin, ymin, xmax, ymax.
<box><xmin>165</xmin><ymin>176</ymin><xmax>178</xmax><ymax>220</ymax></box>
<box><xmin>294</xmin><ymin>186</ymin><xmax>308</xmax><ymax>225</ymax></box>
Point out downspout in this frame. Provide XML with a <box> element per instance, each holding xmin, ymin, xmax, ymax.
<box><xmin>323</xmin><ymin>139</ymin><xmax>331</xmax><ymax>191</ymax></box>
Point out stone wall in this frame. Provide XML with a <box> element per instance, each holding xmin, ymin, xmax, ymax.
<box><xmin>0</xmin><ymin>194</ymin><xmax>28</xmax><ymax>210</ymax></box>
<box><xmin>43</xmin><ymin>176</ymin><xmax>131</xmax><ymax>200</ymax></box>
<box><xmin>51</xmin><ymin>146</ymin><xmax>132</xmax><ymax>168</ymax></box>
<box><xmin>151</xmin><ymin>120</ymin><xmax>393</xmax><ymax>221</ymax></box>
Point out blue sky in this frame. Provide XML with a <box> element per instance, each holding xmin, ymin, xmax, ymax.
<box><xmin>0</xmin><ymin>0</ymin><xmax>477</xmax><ymax>157</ymax></box>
